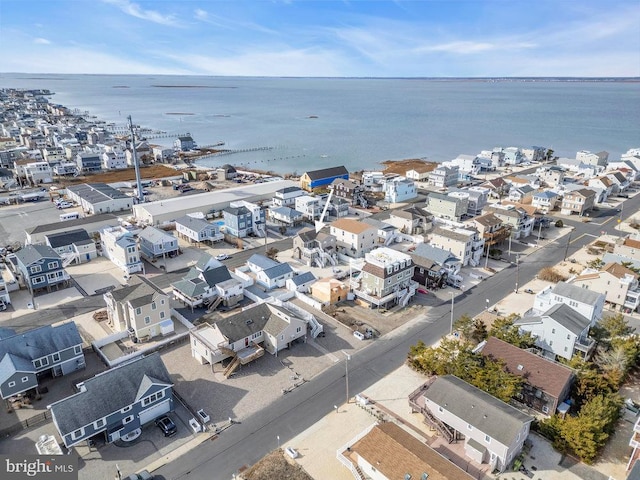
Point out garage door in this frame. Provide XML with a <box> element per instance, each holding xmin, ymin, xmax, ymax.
<box><xmin>138</xmin><ymin>399</ymin><xmax>171</xmax><ymax>425</ymax></box>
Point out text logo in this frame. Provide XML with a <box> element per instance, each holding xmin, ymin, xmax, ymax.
<box><xmin>1</xmin><ymin>455</ymin><xmax>77</xmax><ymax>480</ymax></box>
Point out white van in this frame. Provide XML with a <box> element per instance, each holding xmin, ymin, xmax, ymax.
<box><xmin>60</xmin><ymin>212</ymin><xmax>80</xmax><ymax>221</ymax></box>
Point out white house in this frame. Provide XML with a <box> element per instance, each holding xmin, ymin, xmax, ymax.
<box><xmin>532</xmin><ymin>281</ymin><xmax>605</xmax><ymax>327</ymax></box>
<box><xmin>175</xmin><ymin>214</ymin><xmax>223</xmax><ymax>244</ymax></box>
<box><xmin>100</xmin><ymin>226</ymin><xmax>143</xmax><ymax>275</ymax></box>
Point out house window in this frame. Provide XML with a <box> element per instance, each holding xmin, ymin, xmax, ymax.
<box><xmin>144</xmin><ymin>316</ymin><xmax>150</xmax><ymax>325</ymax></box>
<box><xmin>71</xmin><ymin>428</ymin><xmax>84</xmax><ymax>440</ymax></box>
<box><xmin>161</xmin><ymin>299</ymin><xmax>165</xmax><ymax>305</ymax></box>
<box><xmin>34</xmin><ymin>357</ymin><xmax>49</xmax><ymax>368</ymax></box>
<box><xmin>567</xmin><ymin>334</ymin><xmax>570</xmax><ymax>340</ymax></box>
<box><xmin>8</xmin><ymin>381</ymin><xmax>15</xmax><ymax>388</ymax></box>
<box><xmin>142</xmin><ymin>390</ymin><xmax>165</xmax><ymax>406</ymax></box>
<box><xmin>52</xmin><ymin>352</ymin><xmax>61</xmax><ymax>362</ymax></box>
<box><xmin>121</xmin><ymin>405</ymin><xmax>132</xmax><ymax>413</ymax></box>
<box><xmin>296</xmin><ymin>327</ymin><xmax>301</xmax><ymax>333</ymax></box>
<box><xmin>160</xmin><ymin>311</ymin><xmax>165</xmax><ymax>319</ymax></box>
<box><xmin>552</xmin><ymin>328</ymin><xmax>555</xmax><ymax>334</ymax></box>
<box><xmin>151</xmin><ymin>302</ymin><xmax>157</xmax><ymax>310</ymax></box>
<box><xmin>47</xmin><ymin>262</ymin><xmax>58</xmax><ymax>269</ymax></box>
<box><xmin>542</xmin><ymin>406</ymin><xmax>549</xmax><ymax>414</ymax></box>
<box><xmin>136</xmin><ymin>307</ymin><xmax>141</xmax><ymax>315</ymax></box>
<box><xmin>484</xmin><ymin>434</ymin><xmax>491</xmax><ymax>443</ymax></box>
<box><xmin>30</xmin><ymin>265</ymin><xmax>42</xmax><ymax>274</ymax></box>
<box><xmin>74</xmin><ymin>345</ymin><xmax>82</xmax><ymax>355</ymax></box>
<box><xmin>32</xmin><ymin>276</ymin><xmax>45</xmax><ymax>285</ymax></box>
<box><xmin>94</xmin><ymin>418</ymin><xmax>106</xmax><ymax>429</ymax></box>
<box><xmin>123</xmin><ymin>415</ymin><xmax>134</xmax><ymax>424</ymax></box>
<box><xmin>22</xmin><ymin>376</ymin><xmax>29</xmax><ymax>383</ymax></box>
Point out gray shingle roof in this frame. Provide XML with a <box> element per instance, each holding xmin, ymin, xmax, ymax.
<box><xmin>0</xmin><ymin>323</ymin><xmax>82</xmax><ymax>382</ymax></box>
<box><xmin>175</xmin><ymin>215</ymin><xmax>213</xmax><ymax>233</ymax></box>
<box><xmin>138</xmin><ymin>226</ymin><xmax>175</xmax><ymax>244</ymax></box>
<box><xmin>412</xmin><ymin>243</ymin><xmax>459</xmax><ymax>266</ymax></box>
<box><xmin>49</xmin><ymin>353</ymin><xmax>172</xmax><ymax>436</ymax></box>
<box><xmin>304</xmin><ymin>166</ymin><xmax>348</xmax><ymax>181</ymax></box>
<box><xmin>108</xmin><ymin>275</ymin><xmax>166</xmax><ymax>308</ymax></box>
<box><xmin>516</xmin><ymin>303</ymin><xmax>591</xmax><ymax>335</ymax></box>
<box><xmin>248</xmin><ymin>254</ymin><xmax>279</xmax><ymax>271</ymax></box>
<box><xmin>263</xmin><ymin>263</ymin><xmax>294</xmax><ymax>279</ymax></box>
<box><xmin>66</xmin><ymin>183</ymin><xmax>129</xmax><ymax>203</ymax></box>
<box><xmin>552</xmin><ymin>281</ymin><xmax>603</xmax><ymax>306</ymax></box>
<box><xmin>290</xmin><ymin>271</ymin><xmax>316</xmax><ymax>286</ymax></box>
<box><xmin>26</xmin><ymin>214</ymin><xmax>118</xmax><ymax>235</ymax></box>
<box><xmin>423</xmin><ymin>375</ymin><xmax>532</xmax><ymax>446</ymax></box>
<box><xmin>14</xmin><ymin>244</ymin><xmax>60</xmax><ymax>266</ymax></box>
<box><xmin>45</xmin><ymin>229</ymin><xmax>92</xmax><ymax>248</ymax></box>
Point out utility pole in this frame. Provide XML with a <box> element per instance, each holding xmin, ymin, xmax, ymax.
<box><xmin>538</xmin><ymin>218</ymin><xmax>543</xmax><ymax>242</ymax></box>
<box><xmin>515</xmin><ymin>254</ymin><xmax>520</xmax><ymax>293</ymax></box>
<box><xmin>128</xmin><ymin>116</ymin><xmax>145</xmax><ymax>205</ymax></box>
<box><xmin>449</xmin><ymin>292</ymin><xmax>455</xmax><ymax>335</ymax></box>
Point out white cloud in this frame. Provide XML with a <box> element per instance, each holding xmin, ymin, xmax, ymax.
<box><xmin>416</xmin><ymin>41</ymin><xmax>537</xmax><ymax>55</ymax></box>
<box><xmin>33</xmin><ymin>38</ymin><xmax>51</xmax><ymax>45</ymax></box>
<box><xmin>194</xmin><ymin>9</ymin><xmax>208</xmax><ymax>21</ymax></box>
<box><xmin>102</xmin><ymin>0</ymin><xmax>181</xmax><ymax>27</ymax></box>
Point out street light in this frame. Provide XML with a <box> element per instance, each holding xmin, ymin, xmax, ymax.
<box><xmin>334</xmin><ymin>404</ymin><xmax>338</xmax><ymax>414</ymax></box>
<box><xmin>449</xmin><ymin>291</ymin><xmax>455</xmax><ymax>335</ymax></box>
<box><xmin>342</xmin><ymin>351</ymin><xmax>351</xmax><ymax>405</ymax></box>
<box><xmin>486</xmin><ymin>299</ymin><xmax>490</xmax><ymax>311</ymax></box>
<box><xmin>277</xmin><ymin>435</ymin><xmax>280</xmax><ymax>449</ymax></box>
<box><xmin>514</xmin><ymin>255</ymin><xmax>520</xmax><ymax>293</ymax></box>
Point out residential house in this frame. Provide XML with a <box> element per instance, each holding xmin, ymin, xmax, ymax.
<box><xmin>75</xmin><ymin>152</ymin><xmax>102</xmax><ymax>173</ymax></box>
<box><xmin>614</xmin><ymin>236</ymin><xmax>640</xmax><ymax>261</ymax></box>
<box><xmin>424</xmin><ymin>192</ymin><xmax>467</xmax><ymax>222</ymax></box>
<box><xmin>468</xmin><ymin>213</ymin><xmax>511</xmax><ymax>253</ymax></box>
<box><xmin>405</xmin><ymin>163</ymin><xmax>433</xmax><ymax>182</ymax></box>
<box><xmin>501</xmin><ymin>146</ymin><xmax>524</xmax><ymax>165</ymax></box>
<box><xmin>571</xmin><ymin>263</ymin><xmax>640</xmax><ymax>313</ymax></box>
<box><xmin>126</xmin><ymin>141</ymin><xmax>153</xmax><ymax>166</ymax></box>
<box><xmin>174</xmin><ymin>135</ymin><xmax>196</xmax><ymax>151</ymax></box>
<box><xmin>515</xmin><ymin>304</ymin><xmax>596</xmax><ymax>360</ymax></box>
<box><xmin>462</xmin><ymin>186</ymin><xmax>489</xmax><ymax>216</ymax></box>
<box><xmin>0</xmin><ymin>274</ymin><xmax>10</xmax><ymax>307</ymax></box>
<box><xmin>409</xmin><ymin>375</ymin><xmax>533</xmax><ymax>473</ymax></box>
<box><xmin>49</xmin><ymin>353</ymin><xmax>173</xmax><ymax>447</ymax></box>
<box><xmin>175</xmin><ymin>214</ymin><xmax>223</xmax><ymax>244</ymax></box>
<box><xmin>171</xmin><ymin>254</ymin><xmax>241</xmax><ymax>311</ymax></box>
<box><xmin>627</xmin><ymin>419</ymin><xmax>640</xmax><ymax>474</ymax></box>
<box><xmin>505</xmin><ymin>175</ymin><xmax>541</xmax><ymax>190</ymax></box>
<box><xmin>300</xmin><ymin>166</ymin><xmax>349</xmax><ymax>191</ymax></box>
<box><xmin>310</xmin><ymin>277</ymin><xmax>349</xmax><ymax>305</ymax></box>
<box><xmin>352</xmin><ymin>247</ymin><xmax>416</xmax><ymax>309</ymax></box>
<box><xmin>447</xmin><ymin>154</ymin><xmax>481</xmax><ymax>178</ymax></box>
<box><xmin>383</xmin><ymin>176</ymin><xmax>417</xmax><ymax>203</ymax></box>
<box><xmin>53</xmin><ymin>162</ymin><xmax>77</xmax><ymax>176</ymax></box>
<box><xmin>104</xmin><ymin>275</ymin><xmax>173</xmax><ymax>340</ymax></box>
<box><xmin>576</xmin><ymin>150</ymin><xmax>608</xmax><ymax>168</ymax></box>
<box><xmin>44</xmin><ymin>228</ymin><xmax>97</xmax><ymax>266</ymax></box>
<box><xmin>100</xmin><ymin>226</ymin><xmax>143</xmax><ymax>275</ymax></box>
<box><xmin>556</xmin><ymin>157</ymin><xmax>600</xmax><ymax>177</ymax></box>
<box><xmin>286</xmin><ymin>271</ymin><xmax>317</xmax><ymax>293</ymax></box>
<box><xmin>190</xmin><ymin>303</ymin><xmax>307</xmax><ymax>373</ymax></box>
<box><xmin>329</xmin><ymin>218</ymin><xmax>378</xmax><ymax>258</ymax></box>
<box><xmin>521</xmin><ymin>146</ymin><xmax>548</xmax><ymax>163</ymax></box>
<box><xmin>0</xmin><ymin>323</ymin><xmax>84</xmax><ymax>399</ymax></box>
<box><xmin>533</xmin><ymin>281</ymin><xmax>605</xmax><ymax>327</ymax></box>
<box><xmin>360</xmin><ymin>217</ymin><xmax>400</xmax><ymax>246</ymax></box>
<box><xmin>268</xmin><ymin>206</ymin><xmax>304</xmax><ymax>226</ymax></box>
<box><xmin>536</xmin><ymin>166</ymin><xmax>565</xmax><ymax>188</ymax></box>
<box><xmin>325</xmin><ymin>195</ymin><xmax>350</xmax><ymax>220</ymax></box>
<box><xmin>246</xmin><ymin>254</ymin><xmax>295</xmax><ymax>290</ymax></box>
<box><xmin>410</xmin><ymin>244</ymin><xmax>460</xmax><ymax>289</ymax></box>
<box><xmin>484</xmin><ymin>205</ymin><xmax>535</xmax><ymax>240</ymax></box>
<box><xmin>480</xmin><ymin>337</ymin><xmax>574</xmax><ymax>415</ymax></box>
<box><xmin>14</xmin><ymin>244</ymin><xmax>69</xmax><ymax>294</ymax></box>
<box><xmin>608</xmin><ymin>161</ymin><xmax>640</xmax><ymax>181</ymax></box>
<box><xmin>360</xmin><ymin>171</ymin><xmax>385</xmax><ymax>191</ymax></box>
<box><xmin>330</xmin><ymin>178</ymin><xmax>367</xmax><ymax>206</ymax></box>
<box><xmin>338</xmin><ymin>422</ymin><xmax>475</xmax><ymax>480</ymax></box>
<box><xmin>429</xmin><ymin>226</ymin><xmax>484</xmax><ymax>267</ymax></box>
<box><xmin>138</xmin><ymin>226</ymin><xmax>179</xmax><ymax>260</ymax></box>
<box><xmin>588</xmin><ymin>176</ymin><xmax>614</xmax><ymax>203</ymax></box>
<box><xmin>531</xmin><ymin>191</ymin><xmax>560</xmax><ymax>214</ymax></box>
<box><xmin>508</xmin><ymin>185</ymin><xmax>536</xmax><ymax>204</ymax></box>
<box><xmin>216</xmin><ymin>164</ymin><xmax>237</xmax><ymax>180</ymax></box>
<box><xmin>272</xmin><ymin>186</ymin><xmax>305</xmax><ymax>208</ymax></box>
<box><xmin>560</xmin><ymin>188</ymin><xmax>596</xmax><ymax>216</ymax></box>
<box><xmin>428</xmin><ymin>165</ymin><xmax>459</xmax><ymax>188</ymax></box>
<box><xmin>292</xmin><ymin>228</ymin><xmax>338</xmax><ymax>268</ymax></box>
<box><xmin>386</xmin><ymin>207</ymin><xmax>432</xmax><ymax>235</ymax></box>
<box><xmin>607</xmin><ymin>171</ymin><xmax>630</xmax><ymax>194</ymax></box>
<box><xmin>224</xmin><ymin>201</ymin><xmax>266</xmax><ymax>237</ymax></box>
<box><xmin>481</xmin><ymin>177</ymin><xmax>510</xmax><ymax>199</ymax></box>
<box><xmin>15</xmin><ymin>160</ymin><xmax>53</xmax><ymax>185</ymax></box>
<box><xmin>294</xmin><ymin>195</ymin><xmax>322</xmax><ymax>221</ymax></box>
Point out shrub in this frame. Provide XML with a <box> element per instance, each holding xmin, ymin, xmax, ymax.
<box><xmin>538</xmin><ymin>267</ymin><xmax>568</xmax><ymax>283</ymax></box>
<box><xmin>555</xmin><ymin>219</ymin><xmax>564</xmax><ymax>227</ymax></box>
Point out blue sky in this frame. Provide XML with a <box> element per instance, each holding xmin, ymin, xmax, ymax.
<box><xmin>2</xmin><ymin>0</ymin><xmax>639</xmax><ymax>77</ymax></box>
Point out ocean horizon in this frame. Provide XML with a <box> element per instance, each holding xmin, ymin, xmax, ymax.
<box><xmin>1</xmin><ymin>74</ymin><xmax>638</xmax><ymax>175</ymax></box>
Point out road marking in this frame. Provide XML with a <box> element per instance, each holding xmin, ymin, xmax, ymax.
<box><xmin>570</xmin><ymin>233</ymin><xmax>598</xmax><ymax>244</ymax></box>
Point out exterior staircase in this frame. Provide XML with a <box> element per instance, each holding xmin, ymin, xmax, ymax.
<box><xmin>422</xmin><ymin>407</ymin><xmax>454</xmax><ymax>443</ymax></box>
<box><xmin>223</xmin><ymin>356</ymin><xmax>241</xmax><ymax>378</ymax></box>
<box><xmin>207</xmin><ymin>295</ymin><xmax>224</xmax><ymax>312</ymax></box>
<box><xmin>61</xmin><ymin>251</ymin><xmax>80</xmax><ymax>267</ymax></box>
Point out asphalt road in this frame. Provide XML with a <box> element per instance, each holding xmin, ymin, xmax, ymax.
<box><xmin>154</xmin><ymin>192</ymin><xmax>640</xmax><ymax>480</ymax></box>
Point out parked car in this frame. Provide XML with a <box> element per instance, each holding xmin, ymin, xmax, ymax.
<box><xmin>155</xmin><ymin>415</ymin><xmax>177</xmax><ymax>437</ymax></box>
<box><xmin>524</xmin><ymin>288</ymin><xmax>535</xmax><ymax>294</ymax></box>
<box><xmin>124</xmin><ymin>470</ymin><xmax>153</xmax><ymax>480</ymax></box>
<box><xmin>57</xmin><ymin>201</ymin><xmax>73</xmax><ymax>209</ymax></box>
<box><xmin>215</xmin><ymin>253</ymin><xmax>230</xmax><ymax>261</ymax></box>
